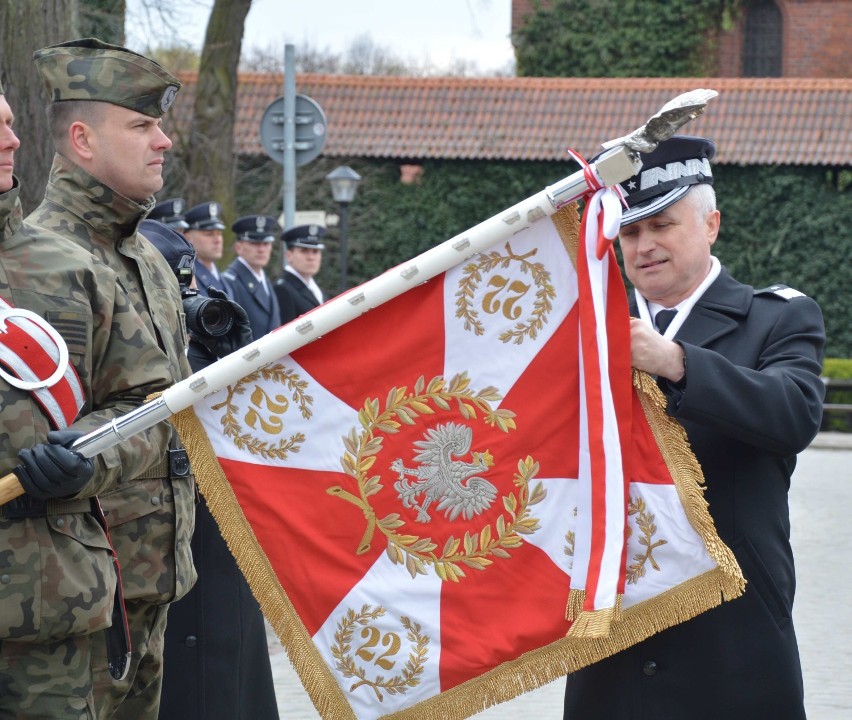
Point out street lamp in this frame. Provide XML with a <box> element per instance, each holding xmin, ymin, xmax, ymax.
<box><xmin>326</xmin><ymin>165</ymin><xmax>361</xmax><ymax>293</ymax></box>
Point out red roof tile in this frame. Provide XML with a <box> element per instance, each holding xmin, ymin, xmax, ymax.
<box><xmin>170</xmin><ymin>73</ymin><xmax>852</xmax><ymax>166</ymax></box>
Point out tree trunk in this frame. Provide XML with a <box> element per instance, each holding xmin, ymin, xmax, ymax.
<box><xmin>0</xmin><ymin>0</ymin><xmax>78</xmax><ymax>213</ymax></box>
<box><xmin>185</xmin><ymin>0</ymin><xmax>252</xmax><ymax>236</ymax></box>
<box><xmin>78</xmin><ymin>0</ymin><xmax>126</xmax><ymax>45</ymax></box>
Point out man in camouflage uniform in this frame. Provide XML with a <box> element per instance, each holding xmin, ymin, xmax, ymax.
<box><xmin>27</xmin><ymin>39</ymin><xmax>197</xmax><ymax>719</ymax></box>
<box><xmin>0</xmin><ymin>76</ymin><xmax>178</xmax><ymax>718</ymax></box>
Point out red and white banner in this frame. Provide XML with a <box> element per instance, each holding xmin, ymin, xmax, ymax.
<box><xmin>174</xmin><ymin>202</ymin><xmax>743</xmax><ymax>719</ymax></box>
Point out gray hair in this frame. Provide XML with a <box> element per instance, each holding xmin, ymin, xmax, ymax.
<box><xmin>685</xmin><ymin>183</ymin><xmax>717</xmax><ymax>222</ymax></box>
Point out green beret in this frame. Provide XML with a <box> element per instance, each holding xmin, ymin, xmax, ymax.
<box><xmin>33</xmin><ymin>37</ymin><xmax>180</xmax><ymax>118</ymax></box>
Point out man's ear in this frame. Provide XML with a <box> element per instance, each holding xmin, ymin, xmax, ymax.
<box><xmin>67</xmin><ymin>121</ymin><xmax>94</xmax><ymax>161</ymax></box>
<box><xmin>706</xmin><ymin>209</ymin><xmax>721</xmax><ymax>247</ymax></box>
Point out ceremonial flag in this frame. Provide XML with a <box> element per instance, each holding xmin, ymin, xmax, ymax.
<box><xmin>172</xmin><ymin>197</ymin><xmax>744</xmax><ymax>719</ymax></box>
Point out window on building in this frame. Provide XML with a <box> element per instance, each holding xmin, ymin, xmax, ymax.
<box><xmin>743</xmin><ymin>0</ymin><xmax>783</xmax><ymax>76</ymax></box>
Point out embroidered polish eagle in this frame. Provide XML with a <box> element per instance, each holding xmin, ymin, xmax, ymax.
<box><xmin>391</xmin><ymin>422</ymin><xmax>498</xmax><ymax>523</ymax></box>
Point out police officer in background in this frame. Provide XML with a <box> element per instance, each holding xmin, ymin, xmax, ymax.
<box><xmin>149</xmin><ymin>197</ymin><xmax>189</xmax><ymax>231</ymax></box>
<box><xmin>29</xmin><ymin>38</ymin><xmax>196</xmax><ymax>720</ymax></box>
<box><xmin>273</xmin><ymin>224</ymin><xmax>327</xmax><ymax>324</ymax></box>
<box><xmin>183</xmin><ymin>201</ymin><xmax>233</xmax><ymax>298</ymax></box>
<box><xmin>223</xmin><ymin>215</ymin><xmax>282</xmax><ymax>339</ymax></box>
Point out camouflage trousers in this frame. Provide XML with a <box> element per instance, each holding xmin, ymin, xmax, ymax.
<box><xmin>0</xmin><ymin>634</ymin><xmax>96</xmax><ymax>719</ymax></box>
<box><xmin>91</xmin><ymin>601</ymin><xmax>169</xmax><ymax>720</ymax></box>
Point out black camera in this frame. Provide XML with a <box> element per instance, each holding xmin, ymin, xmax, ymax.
<box><xmin>140</xmin><ymin>219</ymin><xmax>235</xmax><ymax>340</ymax></box>
<box><xmin>180</xmin><ymin>287</ymin><xmax>234</xmax><ymax>338</ymax></box>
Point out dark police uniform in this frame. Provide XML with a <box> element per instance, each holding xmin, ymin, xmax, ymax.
<box><xmin>184</xmin><ymin>201</ymin><xmax>235</xmax><ymax>299</ymax></box>
<box><xmin>273</xmin><ymin>224</ymin><xmax>326</xmax><ymax>324</ymax></box>
<box><xmin>563</xmin><ymin>137</ymin><xmax>825</xmax><ymax>719</ymax></box>
<box><xmin>222</xmin><ymin>215</ymin><xmax>281</xmax><ymax>339</ymax></box>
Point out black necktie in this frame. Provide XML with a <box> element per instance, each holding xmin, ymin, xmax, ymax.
<box><xmin>655</xmin><ymin>309</ymin><xmax>677</xmax><ymax>334</ymax></box>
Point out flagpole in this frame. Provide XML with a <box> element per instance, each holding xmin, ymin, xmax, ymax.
<box><xmin>0</xmin><ymin>85</ymin><xmax>721</xmax><ymax>504</ymax></box>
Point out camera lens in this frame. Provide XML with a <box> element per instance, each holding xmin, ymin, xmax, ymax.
<box><xmin>198</xmin><ymin>299</ymin><xmax>234</xmax><ymax>337</ymax></box>
<box><xmin>183</xmin><ymin>295</ymin><xmax>235</xmax><ymax>338</ymax></box>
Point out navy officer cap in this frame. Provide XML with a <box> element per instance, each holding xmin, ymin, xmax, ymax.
<box><xmin>184</xmin><ymin>201</ymin><xmax>226</xmax><ymax>231</ymax></box>
<box><xmin>282</xmin><ymin>224</ymin><xmax>326</xmax><ymax>250</ymax></box>
<box><xmin>232</xmin><ymin>214</ymin><xmax>279</xmax><ymax>243</ymax></box>
<box><xmin>149</xmin><ymin>197</ymin><xmax>188</xmax><ymax>230</ymax></box>
<box><xmin>139</xmin><ymin>219</ymin><xmax>196</xmax><ymax>286</ymax></box>
<box><xmin>619</xmin><ymin>135</ymin><xmax>715</xmax><ymax>226</ymax></box>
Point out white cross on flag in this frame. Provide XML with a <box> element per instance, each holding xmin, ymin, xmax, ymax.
<box><xmin>173</xmin><ymin>201</ymin><xmax>743</xmax><ymax>719</ymax></box>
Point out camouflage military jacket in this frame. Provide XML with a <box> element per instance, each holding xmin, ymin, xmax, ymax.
<box><xmin>1</xmin><ymin>176</ymin><xmax>172</xmax><ymax>641</ymax></box>
<box><xmin>23</xmin><ymin>155</ymin><xmax>196</xmax><ymax>603</ymax></box>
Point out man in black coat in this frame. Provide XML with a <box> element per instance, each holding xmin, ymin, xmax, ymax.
<box><xmin>273</xmin><ymin>224</ymin><xmax>326</xmax><ymax>324</ymax></box>
<box><xmin>563</xmin><ymin>137</ymin><xmax>825</xmax><ymax>719</ymax></box>
<box><xmin>223</xmin><ymin>215</ymin><xmax>282</xmax><ymax>339</ymax></box>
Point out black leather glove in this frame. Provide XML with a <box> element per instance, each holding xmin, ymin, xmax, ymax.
<box><xmin>15</xmin><ymin>430</ymin><xmax>94</xmax><ymax>500</ymax></box>
<box><xmin>201</xmin><ymin>287</ymin><xmax>254</xmax><ymax>357</ymax></box>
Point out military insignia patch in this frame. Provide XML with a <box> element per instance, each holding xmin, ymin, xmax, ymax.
<box><xmin>160</xmin><ymin>85</ymin><xmax>178</xmax><ymax>113</ymax></box>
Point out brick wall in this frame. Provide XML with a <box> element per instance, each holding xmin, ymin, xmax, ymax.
<box><xmin>511</xmin><ymin>0</ymin><xmax>851</xmax><ymax>78</ymax></box>
<box><xmin>781</xmin><ymin>0</ymin><xmax>851</xmax><ymax>77</ymax></box>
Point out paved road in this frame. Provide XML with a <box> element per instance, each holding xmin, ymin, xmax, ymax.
<box><xmin>267</xmin><ymin>434</ymin><xmax>852</xmax><ymax>718</ymax></box>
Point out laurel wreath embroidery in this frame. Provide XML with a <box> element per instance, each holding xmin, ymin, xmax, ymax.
<box><xmin>210</xmin><ymin>363</ymin><xmax>313</xmax><ymax>459</ymax></box>
<box><xmin>625</xmin><ymin>495</ymin><xmax>668</xmax><ymax>584</ymax></box>
<box><xmin>329</xmin><ymin>372</ymin><xmax>545</xmax><ymax>582</ymax></box>
<box><xmin>454</xmin><ymin>241</ymin><xmax>556</xmax><ymax>345</ymax></box>
<box><xmin>563</xmin><ymin>506</ymin><xmax>577</xmax><ymax>570</ymax></box>
<box><xmin>331</xmin><ymin>605</ymin><xmax>429</xmax><ymax>702</ymax></box>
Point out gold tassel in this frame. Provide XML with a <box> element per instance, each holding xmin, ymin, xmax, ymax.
<box><xmin>565</xmin><ymin>588</ymin><xmax>586</xmax><ymax>621</ymax></box>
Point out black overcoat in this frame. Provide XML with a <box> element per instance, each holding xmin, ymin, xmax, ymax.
<box><xmin>159</xmin><ymin>498</ymin><xmax>279</xmax><ymax>720</ymax></box>
<box><xmin>272</xmin><ymin>271</ymin><xmax>322</xmax><ymax>325</ymax></box>
<box><xmin>564</xmin><ymin>268</ymin><xmax>825</xmax><ymax>720</ymax></box>
<box><xmin>222</xmin><ymin>259</ymin><xmax>281</xmax><ymax>340</ymax></box>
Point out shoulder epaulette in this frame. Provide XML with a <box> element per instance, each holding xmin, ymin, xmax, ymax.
<box><xmin>755</xmin><ymin>284</ymin><xmax>806</xmax><ymax>300</ymax></box>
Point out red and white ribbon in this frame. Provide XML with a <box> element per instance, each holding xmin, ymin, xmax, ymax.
<box><xmin>0</xmin><ymin>298</ymin><xmax>85</xmax><ymax>429</ymax></box>
<box><xmin>568</xmin><ymin>150</ymin><xmax>633</xmax><ymax>631</ymax></box>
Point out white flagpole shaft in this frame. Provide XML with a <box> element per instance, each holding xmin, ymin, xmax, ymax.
<box><xmin>67</xmin><ymin>146</ymin><xmax>640</xmax><ymax>459</ymax></box>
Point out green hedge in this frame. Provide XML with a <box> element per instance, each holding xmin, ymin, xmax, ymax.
<box><xmin>824</xmin><ymin>358</ymin><xmax>852</xmax><ymax>379</ymax></box>
<box><xmin>822</xmin><ymin>359</ymin><xmax>852</xmax><ymax>433</ymax></box>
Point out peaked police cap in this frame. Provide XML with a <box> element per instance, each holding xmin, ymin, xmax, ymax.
<box><xmin>184</xmin><ymin>201</ymin><xmax>225</xmax><ymax>231</ymax></box>
<box><xmin>232</xmin><ymin>215</ymin><xmax>279</xmax><ymax>243</ymax></box>
<box><xmin>619</xmin><ymin>135</ymin><xmax>715</xmax><ymax>226</ymax></box>
<box><xmin>282</xmin><ymin>224</ymin><xmax>326</xmax><ymax>250</ymax></box>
